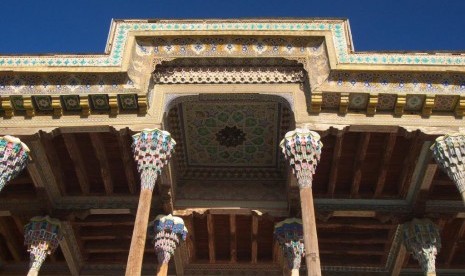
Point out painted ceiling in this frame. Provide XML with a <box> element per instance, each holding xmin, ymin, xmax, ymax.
<box><xmin>167</xmin><ymin>94</ymin><xmax>292</xmax><ymax>185</ymax></box>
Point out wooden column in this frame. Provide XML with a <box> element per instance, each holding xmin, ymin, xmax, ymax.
<box><xmin>156</xmin><ymin>263</ymin><xmax>168</xmax><ymax>276</ymax></box>
<box><xmin>125</xmin><ymin>129</ymin><xmax>176</xmax><ymax>276</ymax></box>
<box><xmin>280</xmin><ymin>128</ymin><xmax>323</xmax><ymax>276</ymax></box>
<box><xmin>299</xmin><ymin>187</ymin><xmax>321</xmax><ymax>275</ymax></box>
<box><xmin>126</xmin><ymin>188</ymin><xmax>153</xmax><ymax>276</ymax></box>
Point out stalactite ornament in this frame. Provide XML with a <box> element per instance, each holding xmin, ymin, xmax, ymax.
<box><xmin>132</xmin><ymin>129</ymin><xmax>176</xmax><ymax>191</ymax></box>
<box><xmin>0</xmin><ymin>135</ymin><xmax>30</xmax><ymax>192</ymax></box>
<box><xmin>431</xmin><ymin>133</ymin><xmax>465</xmax><ymax>195</ymax></box>
<box><xmin>403</xmin><ymin>218</ymin><xmax>441</xmax><ymax>274</ymax></box>
<box><xmin>24</xmin><ymin>216</ymin><xmax>62</xmax><ymax>273</ymax></box>
<box><xmin>151</xmin><ymin>214</ymin><xmax>188</xmax><ymax>264</ymax></box>
<box><xmin>280</xmin><ymin>128</ymin><xmax>323</xmax><ymax>188</ymax></box>
<box><xmin>274</xmin><ymin>218</ymin><xmax>305</xmax><ymax>270</ymax></box>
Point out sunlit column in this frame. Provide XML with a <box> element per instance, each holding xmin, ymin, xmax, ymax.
<box><xmin>403</xmin><ymin>218</ymin><xmax>441</xmax><ymax>276</ymax></box>
<box><xmin>274</xmin><ymin>218</ymin><xmax>305</xmax><ymax>276</ymax></box>
<box><xmin>280</xmin><ymin>128</ymin><xmax>323</xmax><ymax>276</ymax></box>
<box><xmin>24</xmin><ymin>216</ymin><xmax>62</xmax><ymax>276</ymax></box>
<box><xmin>431</xmin><ymin>133</ymin><xmax>465</xmax><ymax>202</ymax></box>
<box><xmin>151</xmin><ymin>214</ymin><xmax>187</xmax><ymax>276</ymax></box>
<box><xmin>125</xmin><ymin>129</ymin><xmax>176</xmax><ymax>276</ymax></box>
<box><xmin>0</xmin><ymin>135</ymin><xmax>30</xmax><ymax>192</ymax></box>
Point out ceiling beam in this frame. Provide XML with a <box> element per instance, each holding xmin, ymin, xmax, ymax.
<box><xmin>89</xmin><ymin>133</ymin><xmax>114</xmax><ymax>195</ymax></box>
<box><xmin>39</xmin><ymin>132</ymin><xmax>67</xmax><ymax>196</ymax></box>
<box><xmin>60</xmin><ymin>221</ymin><xmax>84</xmax><ymax>276</ymax></box>
<box><xmin>251</xmin><ymin>215</ymin><xmax>258</xmax><ymax>264</ymax></box>
<box><xmin>183</xmin><ymin>214</ymin><xmax>196</xmax><ymax>262</ymax></box>
<box><xmin>351</xmin><ymin>133</ymin><xmax>371</xmax><ymax>198</ymax></box>
<box><xmin>0</xmin><ymin>217</ymin><xmax>22</xmax><ymax>262</ymax></box>
<box><xmin>116</xmin><ymin>128</ymin><xmax>138</xmax><ymax>194</ymax></box>
<box><xmin>319</xmin><ymin>249</ymin><xmax>385</xmax><ymax>255</ymax></box>
<box><xmin>230</xmin><ymin>214</ymin><xmax>237</xmax><ymax>263</ymax></box>
<box><xmin>207</xmin><ymin>213</ymin><xmax>215</xmax><ymax>263</ymax></box>
<box><xmin>173</xmin><ymin>243</ymin><xmax>185</xmax><ymax>276</ymax></box>
<box><xmin>445</xmin><ymin>219</ymin><xmax>465</xmax><ymax>267</ymax></box>
<box><xmin>398</xmin><ymin>133</ymin><xmax>425</xmax><ymax>197</ymax></box>
<box><xmin>390</xmin><ymin>244</ymin><xmax>407</xmax><ymax>276</ymax></box>
<box><xmin>374</xmin><ymin>133</ymin><xmax>397</xmax><ymax>197</ymax></box>
<box><xmin>63</xmin><ymin>133</ymin><xmax>90</xmax><ymax>195</ymax></box>
<box><xmin>413</xmin><ymin>164</ymin><xmax>438</xmax><ymax>215</ymax></box>
<box><xmin>327</xmin><ymin>131</ymin><xmax>344</xmax><ymax>196</ymax></box>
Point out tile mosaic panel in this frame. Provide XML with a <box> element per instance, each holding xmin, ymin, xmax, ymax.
<box><xmin>377</xmin><ymin>94</ymin><xmax>397</xmax><ymax>111</ymax></box>
<box><xmin>10</xmin><ymin>95</ymin><xmax>25</xmax><ymax>111</ymax></box>
<box><xmin>405</xmin><ymin>95</ymin><xmax>425</xmax><ymax>111</ymax></box>
<box><xmin>324</xmin><ymin>71</ymin><xmax>465</xmax><ymax>95</ymax></box>
<box><xmin>0</xmin><ymin>73</ymin><xmax>134</xmax><ymax>95</ymax></box>
<box><xmin>118</xmin><ymin>94</ymin><xmax>138</xmax><ymax>110</ymax></box>
<box><xmin>433</xmin><ymin>95</ymin><xmax>458</xmax><ymax>111</ymax></box>
<box><xmin>321</xmin><ymin>93</ymin><xmax>340</xmax><ymax>109</ymax></box>
<box><xmin>349</xmin><ymin>93</ymin><xmax>369</xmax><ymax>110</ymax></box>
<box><xmin>61</xmin><ymin>95</ymin><xmax>81</xmax><ymax>111</ymax></box>
<box><xmin>89</xmin><ymin>94</ymin><xmax>109</xmax><ymax>111</ymax></box>
<box><xmin>33</xmin><ymin>96</ymin><xmax>53</xmax><ymax>111</ymax></box>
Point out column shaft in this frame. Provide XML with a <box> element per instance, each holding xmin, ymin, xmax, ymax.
<box><xmin>300</xmin><ymin>187</ymin><xmax>321</xmax><ymax>276</ymax></box>
<box><xmin>27</xmin><ymin>269</ymin><xmax>39</xmax><ymax>276</ymax></box>
<box><xmin>156</xmin><ymin>262</ymin><xmax>169</xmax><ymax>276</ymax></box>
<box><xmin>126</xmin><ymin>189</ymin><xmax>153</xmax><ymax>276</ymax></box>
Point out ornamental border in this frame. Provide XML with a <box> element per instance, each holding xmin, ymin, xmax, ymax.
<box><xmin>0</xmin><ymin>20</ymin><xmax>465</xmax><ymax>68</ymax></box>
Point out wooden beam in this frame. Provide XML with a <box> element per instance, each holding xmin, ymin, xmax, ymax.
<box><xmin>390</xmin><ymin>243</ymin><xmax>407</xmax><ymax>276</ymax></box>
<box><xmin>445</xmin><ymin>219</ymin><xmax>465</xmax><ymax>267</ymax></box>
<box><xmin>0</xmin><ymin>242</ymin><xmax>7</xmax><ymax>265</ymax></box>
<box><xmin>183</xmin><ymin>214</ymin><xmax>196</xmax><ymax>262</ymax></box>
<box><xmin>381</xmin><ymin>226</ymin><xmax>398</xmax><ymax>265</ymax></box>
<box><xmin>60</xmin><ymin>222</ymin><xmax>83</xmax><ymax>276</ymax></box>
<box><xmin>63</xmin><ymin>133</ymin><xmax>90</xmax><ymax>195</ymax></box>
<box><xmin>0</xmin><ymin>217</ymin><xmax>22</xmax><ymax>262</ymax></box>
<box><xmin>39</xmin><ymin>132</ymin><xmax>67</xmax><ymax>196</ymax></box>
<box><xmin>419</xmin><ymin>164</ymin><xmax>438</xmax><ymax>192</ymax></box>
<box><xmin>351</xmin><ymin>133</ymin><xmax>371</xmax><ymax>197</ymax></box>
<box><xmin>230</xmin><ymin>214</ymin><xmax>237</xmax><ymax>263</ymax></box>
<box><xmin>117</xmin><ymin>128</ymin><xmax>138</xmax><ymax>194</ymax></box>
<box><xmin>327</xmin><ymin>131</ymin><xmax>344</xmax><ymax>196</ymax></box>
<box><xmin>251</xmin><ymin>215</ymin><xmax>258</xmax><ymax>264</ymax></box>
<box><xmin>398</xmin><ymin>134</ymin><xmax>424</xmax><ymax>197</ymax></box>
<box><xmin>173</xmin><ymin>243</ymin><xmax>185</xmax><ymax>276</ymax></box>
<box><xmin>374</xmin><ymin>133</ymin><xmax>397</xmax><ymax>197</ymax></box>
<box><xmin>207</xmin><ymin>213</ymin><xmax>215</xmax><ymax>263</ymax></box>
<box><xmin>317</xmin><ymin>223</ymin><xmax>392</xmax><ymax>230</ymax></box>
<box><xmin>89</xmin><ymin>132</ymin><xmax>114</xmax><ymax>195</ymax></box>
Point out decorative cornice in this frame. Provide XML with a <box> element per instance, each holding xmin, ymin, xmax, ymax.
<box><xmin>1</xmin><ymin>19</ymin><xmax>465</xmax><ymax>69</ymax></box>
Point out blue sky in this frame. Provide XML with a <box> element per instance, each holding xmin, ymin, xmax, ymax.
<box><xmin>0</xmin><ymin>0</ymin><xmax>464</xmax><ymax>54</ymax></box>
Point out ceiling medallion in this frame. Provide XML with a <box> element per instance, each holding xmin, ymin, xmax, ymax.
<box><xmin>215</xmin><ymin>126</ymin><xmax>246</xmax><ymax>148</ymax></box>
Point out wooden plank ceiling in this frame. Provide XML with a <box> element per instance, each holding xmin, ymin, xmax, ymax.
<box><xmin>0</xmin><ymin>127</ymin><xmax>464</xmax><ymax>274</ymax></box>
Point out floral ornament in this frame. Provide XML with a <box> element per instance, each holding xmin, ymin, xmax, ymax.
<box><xmin>24</xmin><ymin>216</ymin><xmax>63</xmax><ymax>273</ymax></box>
<box><xmin>0</xmin><ymin>135</ymin><xmax>30</xmax><ymax>192</ymax></box>
<box><xmin>150</xmin><ymin>214</ymin><xmax>187</xmax><ymax>264</ymax></box>
<box><xmin>280</xmin><ymin>128</ymin><xmax>323</xmax><ymax>188</ymax></box>
<box><xmin>132</xmin><ymin>129</ymin><xmax>176</xmax><ymax>191</ymax></box>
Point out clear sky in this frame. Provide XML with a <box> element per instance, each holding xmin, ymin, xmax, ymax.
<box><xmin>0</xmin><ymin>0</ymin><xmax>464</xmax><ymax>54</ymax></box>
